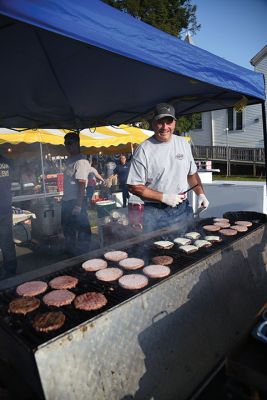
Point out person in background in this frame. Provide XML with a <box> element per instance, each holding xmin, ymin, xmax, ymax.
<box><xmin>0</xmin><ymin>153</ymin><xmax>17</xmax><ymax>278</ymax></box>
<box><xmin>86</xmin><ymin>159</ymin><xmax>105</xmax><ymax>207</ymax></box>
<box><xmin>113</xmin><ymin>154</ymin><xmax>130</xmax><ymax>208</ymax></box>
<box><xmin>21</xmin><ymin>162</ymin><xmax>37</xmax><ymax>194</ymax></box>
<box><xmin>127</xmin><ymin>103</ymin><xmax>209</xmax><ymax>232</ymax></box>
<box><xmin>61</xmin><ymin>132</ymin><xmax>91</xmax><ymax>255</ymax></box>
<box><xmin>105</xmin><ymin>157</ymin><xmax>117</xmax><ymax>193</ymax></box>
<box><xmin>44</xmin><ymin>154</ymin><xmax>56</xmax><ymax>174</ymax></box>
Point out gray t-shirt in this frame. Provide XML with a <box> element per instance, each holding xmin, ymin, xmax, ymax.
<box><xmin>127</xmin><ymin>135</ymin><xmax>197</xmax><ymax>194</ymax></box>
<box><xmin>63</xmin><ymin>154</ymin><xmax>90</xmax><ymax>201</ymax></box>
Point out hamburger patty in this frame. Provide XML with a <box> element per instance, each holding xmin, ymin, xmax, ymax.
<box><xmin>203</xmin><ymin>225</ymin><xmax>221</xmax><ymax>232</ymax></box>
<box><xmin>143</xmin><ymin>265</ymin><xmax>171</xmax><ymax>278</ymax></box>
<box><xmin>235</xmin><ymin>220</ymin><xmax>252</xmax><ymax>227</ymax></box>
<box><xmin>119</xmin><ymin>258</ymin><xmax>145</xmax><ymax>270</ymax></box>
<box><xmin>74</xmin><ymin>292</ymin><xmax>107</xmax><ymax>311</ymax></box>
<box><xmin>230</xmin><ymin>224</ymin><xmax>248</xmax><ymax>232</ymax></box>
<box><xmin>194</xmin><ymin>239</ymin><xmax>212</xmax><ymax>248</ymax></box>
<box><xmin>33</xmin><ymin>311</ymin><xmax>66</xmax><ymax>333</ymax></box>
<box><xmin>213</xmin><ymin>218</ymin><xmax>229</xmax><ymax>223</ymax></box>
<box><xmin>104</xmin><ymin>251</ymin><xmax>128</xmax><ymax>262</ymax></box>
<box><xmin>95</xmin><ymin>268</ymin><xmax>123</xmax><ymax>282</ymax></box>
<box><xmin>151</xmin><ymin>255</ymin><xmax>173</xmax><ymax>266</ymax></box>
<box><xmin>184</xmin><ymin>232</ymin><xmax>201</xmax><ymax>240</ymax></box>
<box><xmin>8</xmin><ymin>297</ymin><xmax>40</xmax><ymax>315</ymax></box>
<box><xmin>219</xmin><ymin>228</ymin><xmax>237</xmax><ymax>236</ymax></box>
<box><xmin>179</xmin><ymin>244</ymin><xmax>198</xmax><ymax>254</ymax></box>
<box><xmin>118</xmin><ymin>274</ymin><xmax>148</xmax><ymax>290</ymax></box>
<box><xmin>204</xmin><ymin>235</ymin><xmax>222</xmax><ymax>243</ymax></box>
<box><xmin>173</xmin><ymin>237</ymin><xmax>191</xmax><ymax>246</ymax></box>
<box><xmin>214</xmin><ymin>222</ymin><xmax>231</xmax><ymax>228</ymax></box>
<box><xmin>16</xmin><ymin>281</ymin><xmax>48</xmax><ymax>297</ymax></box>
<box><xmin>43</xmin><ymin>290</ymin><xmax>75</xmax><ymax>307</ymax></box>
<box><xmin>82</xmin><ymin>258</ymin><xmax>107</xmax><ymax>272</ymax></box>
<box><xmin>153</xmin><ymin>240</ymin><xmax>174</xmax><ymax>249</ymax></box>
<box><xmin>48</xmin><ymin>275</ymin><xmax>78</xmax><ymax>290</ymax></box>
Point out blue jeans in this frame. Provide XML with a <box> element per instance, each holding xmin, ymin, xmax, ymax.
<box><xmin>86</xmin><ymin>185</ymin><xmax>95</xmax><ymax>206</ymax></box>
<box><xmin>61</xmin><ymin>199</ymin><xmax>91</xmax><ymax>255</ymax></box>
<box><xmin>143</xmin><ymin>200</ymin><xmax>194</xmax><ymax>233</ymax></box>
<box><xmin>120</xmin><ymin>184</ymin><xmax>129</xmax><ymax>207</ymax></box>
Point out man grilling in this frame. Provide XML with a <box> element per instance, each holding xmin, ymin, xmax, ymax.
<box><xmin>127</xmin><ymin>103</ymin><xmax>209</xmax><ymax>232</ymax></box>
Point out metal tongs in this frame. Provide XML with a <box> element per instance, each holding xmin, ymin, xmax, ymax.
<box><xmin>182</xmin><ymin>184</ymin><xmax>207</xmax><ymax>220</ymax></box>
<box><xmin>180</xmin><ymin>184</ymin><xmax>205</xmax><ymax>220</ymax></box>
<box><xmin>181</xmin><ymin>183</ymin><xmax>199</xmax><ymax>196</ymax></box>
<box><xmin>193</xmin><ymin>207</ymin><xmax>205</xmax><ymax>221</ymax></box>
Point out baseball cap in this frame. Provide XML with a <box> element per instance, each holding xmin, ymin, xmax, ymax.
<box><xmin>154</xmin><ymin>103</ymin><xmax>176</xmax><ymax>121</ymax></box>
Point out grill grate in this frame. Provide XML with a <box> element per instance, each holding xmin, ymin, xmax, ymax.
<box><xmin>0</xmin><ymin>212</ymin><xmax>265</xmax><ymax>349</ymax></box>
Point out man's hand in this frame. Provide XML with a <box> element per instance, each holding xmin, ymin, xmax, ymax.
<box><xmin>197</xmin><ymin>194</ymin><xmax>209</xmax><ymax>210</ymax></box>
<box><xmin>162</xmin><ymin>193</ymin><xmax>185</xmax><ymax>207</ymax></box>
<box><xmin>72</xmin><ymin>205</ymin><xmax>82</xmax><ymax>215</ymax></box>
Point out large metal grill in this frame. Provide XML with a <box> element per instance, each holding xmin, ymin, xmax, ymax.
<box><xmin>0</xmin><ymin>211</ymin><xmax>266</xmax><ymax>400</ymax></box>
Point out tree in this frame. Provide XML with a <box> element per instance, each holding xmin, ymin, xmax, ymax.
<box><xmin>134</xmin><ymin>113</ymin><xmax>201</xmax><ymax>134</ymax></box>
<box><xmin>102</xmin><ymin>0</ymin><xmax>200</xmax><ymax>37</ymax></box>
<box><xmin>102</xmin><ymin>0</ymin><xmax>201</xmax><ymax>132</ymax></box>
<box><xmin>175</xmin><ymin>113</ymin><xmax>202</xmax><ymax>134</ymax></box>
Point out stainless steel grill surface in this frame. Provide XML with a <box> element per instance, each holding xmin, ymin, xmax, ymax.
<box><xmin>0</xmin><ymin>211</ymin><xmax>266</xmax><ymax>400</ymax></box>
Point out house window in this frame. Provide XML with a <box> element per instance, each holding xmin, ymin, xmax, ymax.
<box><xmin>236</xmin><ymin>111</ymin><xmax>243</xmax><ymax>130</ymax></box>
<box><xmin>193</xmin><ymin>113</ymin><xmax>202</xmax><ymax>130</ymax></box>
<box><xmin>228</xmin><ymin>108</ymin><xmax>233</xmax><ymax>131</ymax></box>
<box><xmin>227</xmin><ymin>108</ymin><xmax>243</xmax><ymax>131</ymax></box>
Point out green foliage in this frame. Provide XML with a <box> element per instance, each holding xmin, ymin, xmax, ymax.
<box><xmin>136</xmin><ymin>119</ymin><xmax>150</xmax><ymax>129</ymax></box>
<box><xmin>102</xmin><ymin>0</ymin><xmax>200</xmax><ymax>37</ymax></box>
<box><xmin>214</xmin><ymin>175</ymin><xmax>265</xmax><ymax>182</ymax></box>
<box><xmin>175</xmin><ymin>113</ymin><xmax>201</xmax><ymax>134</ymax></box>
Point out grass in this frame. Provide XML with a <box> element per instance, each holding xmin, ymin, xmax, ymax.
<box><xmin>213</xmin><ymin>175</ymin><xmax>265</xmax><ymax>182</ymax></box>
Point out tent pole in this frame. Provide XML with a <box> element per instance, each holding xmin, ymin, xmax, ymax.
<box><xmin>39</xmin><ymin>142</ymin><xmax>47</xmax><ymax>197</ymax></box>
<box><xmin>261</xmin><ymin>102</ymin><xmax>267</xmax><ymax>189</ymax></box>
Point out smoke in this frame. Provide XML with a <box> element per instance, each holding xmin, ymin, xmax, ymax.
<box><xmin>142</xmin><ymin>202</ymin><xmax>195</xmax><ymax>236</ymax></box>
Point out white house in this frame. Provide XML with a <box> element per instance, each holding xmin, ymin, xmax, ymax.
<box><xmin>188</xmin><ymin>45</ymin><xmax>267</xmax><ymax>149</ymax></box>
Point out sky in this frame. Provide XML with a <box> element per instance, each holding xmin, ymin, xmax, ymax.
<box><xmin>187</xmin><ymin>0</ymin><xmax>267</xmax><ymax>70</ymax></box>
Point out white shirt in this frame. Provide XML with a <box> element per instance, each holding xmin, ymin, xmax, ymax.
<box><xmin>127</xmin><ymin>135</ymin><xmax>197</xmax><ymax>194</ymax></box>
<box><xmin>63</xmin><ymin>154</ymin><xmax>90</xmax><ymax>201</ymax></box>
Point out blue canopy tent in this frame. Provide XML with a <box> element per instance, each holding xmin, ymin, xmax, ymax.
<box><xmin>0</xmin><ymin>0</ymin><xmax>266</xmax><ymax>183</ymax></box>
<box><xmin>0</xmin><ymin>0</ymin><xmax>265</xmax><ymax>130</ymax></box>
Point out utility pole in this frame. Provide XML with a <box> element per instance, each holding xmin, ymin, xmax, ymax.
<box><xmin>224</xmin><ymin>128</ymin><xmax>230</xmax><ymax>177</ymax></box>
